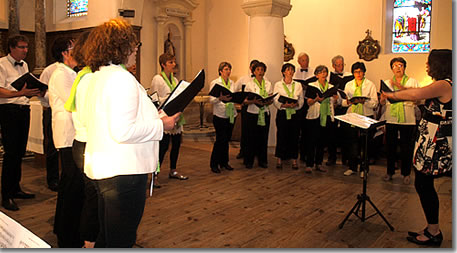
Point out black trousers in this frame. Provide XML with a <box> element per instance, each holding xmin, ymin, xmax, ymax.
<box><xmin>326</xmin><ymin>118</ymin><xmax>338</xmax><ymax>162</ymax></box>
<box><xmin>414</xmin><ymin>170</ymin><xmax>439</xmax><ymax>224</ymax></box>
<box><xmin>42</xmin><ymin>107</ymin><xmax>59</xmax><ymax>186</ymax></box>
<box><xmin>385</xmin><ymin>124</ymin><xmax>416</xmax><ymax>176</ymax></box>
<box><xmin>159</xmin><ymin>133</ymin><xmax>182</xmax><ymax>170</ymax></box>
<box><xmin>238</xmin><ymin>105</ymin><xmax>248</xmax><ymax>156</ymax></box>
<box><xmin>275</xmin><ymin>110</ymin><xmax>299</xmax><ymax>160</ymax></box>
<box><xmin>305</xmin><ymin>118</ymin><xmax>325</xmax><ymax>167</ymax></box>
<box><xmin>343</xmin><ymin>118</ymin><xmax>376</xmax><ymax>172</ymax></box>
<box><xmin>54</xmin><ymin>147</ymin><xmax>85</xmax><ymax>248</ymax></box>
<box><xmin>296</xmin><ymin>107</ymin><xmax>308</xmax><ymax>163</ymax></box>
<box><xmin>244</xmin><ymin>112</ymin><xmax>270</xmax><ymax>166</ymax></box>
<box><xmin>210</xmin><ymin>116</ymin><xmax>234</xmax><ymax>167</ymax></box>
<box><xmin>0</xmin><ymin>104</ymin><xmax>30</xmax><ymax>200</ymax></box>
<box><xmin>72</xmin><ymin>140</ymin><xmax>99</xmax><ymax>243</ymax></box>
<box><xmin>94</xmin><ymin>174</ymin><xmax>148</xmax><ymax>248</ymax></box>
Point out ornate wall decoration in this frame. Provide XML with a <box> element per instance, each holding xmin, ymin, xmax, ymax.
<box><xmin>284</xmin><ymin>36</ymin><xmax>294</xmax><ymax>62</ymax></box>
<box><xmin>356</xmin><ymin>29</ymin><xmax>381</xmax><ymax>61</ymax></box>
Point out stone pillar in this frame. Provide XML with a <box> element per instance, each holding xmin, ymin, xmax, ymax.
<box><xmin>155</xmin><ymin>15</ymin><xmax>168</xmax><ymax>74</ymax></box>
<box><xmin>8</xmin><ymin>0</ymin><xmax>19</xmax><ymax>35</ymax></box>
<box><xmin>183</xmin><ymin>17</ymin><xmax>194</xmax><ymax>81</ymax></box>
<box><xmin>33</xmin><ymin>0</ymin><xmax>46</xmax><ymax>76</ymax></box>
<box><xmin>241</xmin><ymin>0</ymin><xmax>292</xmax><ymax>146</ymax></box>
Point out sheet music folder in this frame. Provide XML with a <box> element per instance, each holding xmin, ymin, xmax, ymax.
<box><xmin>11</xmin><ymin>72</ymin><xmax>47</xmax><ymax>92</ymax></box>
<box><xmin>380</xmin><ymin>80</ymin><xmax>405</xmax><ymax>103</ymax></box>
<box><xmin>208</xmin><ymin>84</ymin><xmax>247</xmax><ymax>104</ymax></box>
<box><xmin>159</xmin><ymin>69</ymin><xmax>205</xmax><ymax>116</ymax></box>
<box><xmin>335</xmin><ymin>113</ymin><xmax>385</xmax><ymax>130</ymax></box>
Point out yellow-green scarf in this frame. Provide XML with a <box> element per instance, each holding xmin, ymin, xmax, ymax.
<box><xmin>221</xmin><ymin>78</ymin><xmax>235</xmax><ymax>124</ymax></box>
<box><xmin>282</xmin><ymin>81</ymin><xmax>296</xmax><ymax>120</ymax></box>
<box><xmin>161</xmin><ymin>71</ymin><xmax>185</xmax><ymax>126</ymax></box>
<box><xmin>254</xmin><ymin>78</ymin><xmax>268</xmax><ymax>126</ymax></box>
<box><xmin>389</xmin><ymin>75</ymin><xmax>408</xmax><ymax>123</ymax></box>
<box><xmin>319</xmin><ymin>80</ymin><xmax>331</xmax><ymax>127</ymax></box>
<box><xmin>351</xmin><ymin>79</ymin><xmax>364</xmax><ymax>115</ymax></box>
<box><xmin>64</xmin><ymin>66</ymin><xmax>92</xmax><ymax>112</ymax></box>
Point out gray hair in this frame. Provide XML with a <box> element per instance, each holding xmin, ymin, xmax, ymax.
<box><xmin>331</xmin><ymin>55</ymin><xmax>344</xmax><ymax>65</ymax></box>
<box><xmin>298</xmin><ymin>52</ymin><xmax>308</xmax><ymax>59</ymax></box>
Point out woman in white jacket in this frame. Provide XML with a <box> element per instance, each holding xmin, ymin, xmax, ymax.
<box><xmin>83</xmin><ymin>18</ymin><xmax>179</xmax><ymax>248</ymax></box>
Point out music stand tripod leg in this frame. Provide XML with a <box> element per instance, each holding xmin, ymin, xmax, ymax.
<box><xmin>366</xmin><ymin>197</ymin><xmax>395</xmax><ymax>231</ymax></box>
<box><xmin>338</xmin><ymin>197</ymin><xmax>362</xmax><ymax>229</ymax></box>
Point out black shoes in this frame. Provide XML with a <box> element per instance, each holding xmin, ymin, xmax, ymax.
<box><xmin>325</xmin><ymin>159</ymin><xmax>336</xmax><ymax>166</ymax></box>
<box><xmin>13</xmin><ymin>190</ymin><xmax>35</xmax><ymax>199</ymax></box>
<box><xmin>236</xmin><ymin>152</ymin><xmax>243</xmax><ymax>159</ymax></box>
<box><xmin>2</xmin><ymin>198</ymin><xmax>19</xmax><ymax>211</ymax></box>
<box><xmin>211</xmin><ymin>166</ymin><xmax>221</xmax><ymax>173</ymax></box>
<box><xmin>407</xmin><ymin>228</ymin><xmax>443</xmax><ymax>247</ymax></box>
<box><xmin>221</xmin><ymin>164</ymin><xmax>233</xmax><ymax>171</ymax></box>
<box><xmin>48</xmin><ymin>183</ymin><xmax>59</xmax><ymax>192</ymax></box>
<box><xmin>259</xmin><ymin>163</ymin><xmax>268</xmax><ymax>168</ymax></box>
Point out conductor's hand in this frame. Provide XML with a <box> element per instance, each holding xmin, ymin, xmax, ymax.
<box><xmin>19</xmin><ymin>85</ymin><xmax>40</xmax><ymax>97</ymax></box>
<box><xmin>161</xmin><ymin>112</ymin><xmax>181</xmax><ymax>131</ymax></box>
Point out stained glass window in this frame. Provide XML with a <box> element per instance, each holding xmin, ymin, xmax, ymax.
<box><xmin>392</xmin><ymin>0</ymin><xmax>432</xmax><ymax>53</ymax></box>
<box><xmin>67</xmin><ymin>0</ymin><xmax>88</xmax><ymax>17</ymax></box>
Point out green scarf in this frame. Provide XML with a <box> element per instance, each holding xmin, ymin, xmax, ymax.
<box><xmin>351</xmin><ymin>79</ymin><xmax>364</xmax><ymax>115</ymax></box>
<box><xmin>389</xmin><ymin>75</ymin><xmax>408</xmax><ymax>123</ymax></box>
<box><xmin>161</xmin><ymin>71</ymin><xmax>185</xmax><ymax>126</ymax></box>
<box><xmin>254</xmin><ymin>78</ymin><xmax>268</xmax><ymax>126</ymax></box>
<box><xmin>282</xmin><ymin>81</ymin><xmax>296</xmax><ymax>120</ymax></box>
<box><xmin>64</xmin><ymin>66</ymin><xmax>92</xmax><ymax>112</ymax></box>
<box><xmin>319</xmin><ymin>80</ymin><xmax>331</xmax><ymax>127</ymax></box>
<box><xmin>221</xmin><ymin>78</ymin><xmax>235</xmax><ymax>124</ymax></box>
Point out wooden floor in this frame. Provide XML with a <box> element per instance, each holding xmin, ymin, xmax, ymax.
<box><xmin>2</xmin><ymin>138</ymin><xmax>452</xmax><ymax>248</ymax></box>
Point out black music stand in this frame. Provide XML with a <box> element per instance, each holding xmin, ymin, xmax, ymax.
<box><xmin>335</xmin><ymin>114</ymin><xmax>394</xmax><ymax>231</ymax></box>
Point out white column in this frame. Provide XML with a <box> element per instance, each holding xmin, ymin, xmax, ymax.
<box><xmin>183</xmin><ymin>18</ymin><xmax>194</xmax><ymax>81</ymax></box>
<box><xmin>241</xmin><ymin>0</ymin><xmax>292</xmax><ymax>146</ymax></box>
<box><xmin>155</xmin><ymin>15</ymin><xmax>168</xmax><ymax>74</ymax></box>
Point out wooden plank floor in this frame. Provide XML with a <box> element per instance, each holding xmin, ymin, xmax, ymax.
<box><xmin>2</xmin><ymin>138</ymin><xmax>452</xmax><ymax>248</ymax></box>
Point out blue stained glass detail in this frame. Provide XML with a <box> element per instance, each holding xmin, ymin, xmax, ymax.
<box><xmin>67</xmin><ymin>0</ymin><xmax>88</xmax><ymax>17</ymax></box>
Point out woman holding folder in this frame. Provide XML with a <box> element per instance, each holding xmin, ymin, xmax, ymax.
<box><xmin>341</xmin><ymin>62</ymin><xmax>378</xmax><ymax>177</ymax></box>
<box><xmin>243</xmin><ymin>61</ymin><xmax>273</xmax><ymax>169</ymax></box>
<box><xmin>208</xmin><ymin>62</ymin><xmax>237</xmax><ymax>173</ymax></box>
<box><xmin>380</xmin><ymin>57</ymin><xmax>419</xmax><ymax>184</ymax></box>
<box><xmin>150</xmin><ymin>53</ymin><xmax>188</xmax><ymax>182</ymax></box>
<box><xmin>273</xmin><ymin>63</ymin><xmax>303</xmax><ymax>170</ymax></box>
<box><xmin>304</xmin><ymin>65</ymin><xmax>338</xmax><ymax>173</ymax></box>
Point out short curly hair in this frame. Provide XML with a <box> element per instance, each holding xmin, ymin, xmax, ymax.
<box><xmin>84</xmin><ymin>18</ymin><xmax>138</xmax><ymax>72</ymax></box>
<box><xmin>72</xmin><ymin>30</ymin><xmax>91</xmax><ymax>67</ymax></box>
<box><xmin>427</xmin><ymin>49</ymin><xmax>452</xmax><ymax>81</ymax></box>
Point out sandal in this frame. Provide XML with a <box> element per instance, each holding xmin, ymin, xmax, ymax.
<box><xmin>169</xmin><ymin>171</ymin><xmax>189</xmax><ymax>180</ymax></box>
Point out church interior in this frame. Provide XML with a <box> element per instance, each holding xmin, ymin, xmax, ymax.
<box><xmin>0</xmin><ymin>0</ymin><xmax>453</xmax><ymax>248</ymax></box>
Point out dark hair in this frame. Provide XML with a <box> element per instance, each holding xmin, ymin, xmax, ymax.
<box><xmin>72</xmin><ymin>31</ymin><xmax>91</xmax><ymax>67</ymax></box>
<box><xmin>218</xmin><ymin>62</ymin><xmax>232</xmax><ymax>76</ymax></box>
<box><xmin>251</xmin><ymin>61</ymin><xmax>267</xmax><ymax>73</ymax></box>
<box><xmin>281</xmin><ymin>63</ymin><xmax>295</xmax><ymax>77</ymax></box>
<box><xmin>249</xmin><ymin>60</ymin><xmax>260</xmax><ymax>74</ymax></box>
<box><xmin>390</xmin><ymin>57</ymin><xmax>407</xmax><ymax>69</ymax></box>
<box><xmin>351</xmin><ymin>62</ymin><xmax>366</xmax><ymax>73</ymax></box>
<box><xmin>158</xmin><ymin>53</ymin><xmax>176</xmax><ymax>70</ymax></box>
<box><xmin>427</xmin><ymin>49</ymin><xmax>452</xmax><ymax>80</ymax></box>
<box><xmin>51</xmin><ymin>37</ymin><xmax>74</xmax><ymax>63</ymax></box>
<box><xmin>314</xmin><ymin>65</ymin><xmax>328</xmax><ymax>75</ymax></box>
<box><xmin>85</xmin><ymin>18</ymin><xmax>138</xmax><ymax>72</ymax></box>
<box><xmin>7</xmin><ymin>34</ymin><xmax>29</xmax><ymax>53</ymax></box>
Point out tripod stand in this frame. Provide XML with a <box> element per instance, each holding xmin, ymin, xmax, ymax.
<box><xmin>337</xmin><ymin>119</ymin><xmax>394</xmax><ymax>231</ymax></box>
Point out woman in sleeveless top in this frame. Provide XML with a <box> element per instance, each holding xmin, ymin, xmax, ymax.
<box><xmin>382</xmin><ymin>49</ymin><xmax>452</xmax><ymax>247</ymax></box>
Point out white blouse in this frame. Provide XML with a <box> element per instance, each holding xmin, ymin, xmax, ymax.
<box><xmin>272</xmin><ymin>80</ymin><xmax>304</xmax><ymax>111</ymax></box>
<box><xmin>244</xmin><ymin>78</ymin><xmax>273</xmax><ymax>115</ymax></box>
<box><xmin>209</xmin><ymin>76</ymin><xmax>238</xmax><ymax>119</ymax></box>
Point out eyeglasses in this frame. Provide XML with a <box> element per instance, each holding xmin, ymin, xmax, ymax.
<box><xmin>392</xmin><ymin>64</ymin><xmax>404</xmax><ymax>69</ymax></box>
<box><xmin>353</xmin><ymin>70</ymin><xmax>364</xmax><ymax>74</ymax></box>
<box><xmin>16</xmin><ymin>46</ymin><xmax>28</xmax><ymax>49</ymax></box>
<box><xmin>137</xmin><ymin>42</ymin><xmax>142</xmax><ymax>48</ymax></box>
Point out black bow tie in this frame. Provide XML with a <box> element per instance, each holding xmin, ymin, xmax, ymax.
<box><xmin>336</xmin><ymin>73</ymin><xmax>343</xmax><ymax>76</ymax></box>
<box><xmin>14</xmin><ymin>61</ymin><xmax>23</xmax><ymax>67</ymax></box>
<box><xmin>251</xmin><ymin>74</ymin><xmax>255</xmax><ymax>78</ymax></box>
<box><xmin>300</xmin><ymin>69</ymin><xmax>308</xmax><ymax>72</ymax></box>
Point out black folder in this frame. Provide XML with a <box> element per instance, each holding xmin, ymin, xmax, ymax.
<box><xmin>337</xmin><ymin>89</ymin><xmax>370</xmax><ymax>104</ymax></box>
<box><xmin>11</xmin><ymin>72</ymin><xmax>47</xmax><ymax>92</ymax></box>
<box><xmin>380</xmin><ymin>80</ymin><xmax>404</xmax><ymax>103</ymax></box>
<box><xmin>337</xmin><ymin>89</ymin><xmax>348</xmax><ymax>99</ymax></box>
<box><xmin>245</xmin><ymin>92</ymin><xmax>278</xmax><ymax>107</ymax></box>
<box><xmin>278</xmin><ymin>95</ymin><xmax>298</xmax><ymax>104</ymax></box>
<box><xmin>293</xmin><ymin>76</ymin><xmax>317</xmax><ymax>88</ymax></box>
<box><xmin>208</xmin><ymin>84</ymin><xmax>248</xmax><ymax>104</ymax></box>
<box><xmin>329</xmin><ymin>72</ymin><xmax>354</xmax><ymax>90</ymax></box>
<box><xmin>158</xmin><ymin>69</ymin><xmax>205</xmax><ymax>116</ymax></box>
<box><xmin>349</xmin><ymin>96</ymin><xmax>370</xmax><ymax>104</ymax></box>
<box><xmin>305</xmin><ymin>85</ymin><xmax>338</xmax><ymax>99</ymax></box>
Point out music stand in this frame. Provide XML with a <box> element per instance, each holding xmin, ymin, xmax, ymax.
<box><xmin>334</xmin><ymin>113</ymin><xmax>394</xmax><ymax>231</ymax></box>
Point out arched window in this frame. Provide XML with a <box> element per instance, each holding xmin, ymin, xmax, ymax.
<box><xmin>67</xmin><ymin>0</ymin><xmax>88</xmax><ymax>17</ymax></box>
<box><xmin>392</xmin><ymin>0</ymin><xmax>432</xmax><ymax>53</ymax></box>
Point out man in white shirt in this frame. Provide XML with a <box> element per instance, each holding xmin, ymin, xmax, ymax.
<box><xmin>0</xmin><ymin>35</ymin><xmax>42</xmax><ymax>211</ymax></box>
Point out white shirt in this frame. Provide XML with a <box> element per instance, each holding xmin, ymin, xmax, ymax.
<box><xmin>306</xmin><ymin>81</ymin><xmax>336</xmax><ymax>120</ymax></box>
<box><xmin>293</xmin><ymin>67</ymin><xmax>314</xmax><ymax>81</ymax></box>
<box><xmin>233</xmin><ymin>74</ymin><xmax>253</xmax><ymax>92</ymax></box>
<box><xmin>209</xmin><ymin>77</ymin><xmax>238</xmax><ymax>119</ymax></box>
<box><xmin>150</xmin><ymin>73</ymin><xmax>182</xmax><ymax>134</ymax></box>
<box><xmin>383</xmin><ymin>77</ymin><xmax>419</xmax><ymax>125</ymax></box>
<box><xmin>72</xmin><ymin>72</ymin><xmax>93</xmax><ymax>142</ymax></box>
<box><xmin>38</xmin><ymin>62</ymin><xmax>59</xmax><ymax>108</ymax></box>
<box><xmin>272</xmin><ymin>80</ymin><xmax>304</xmax><ymax>111</ymax></box>
<box><xmin>0</xmin><ymin>54</ymin><xmax>29</xmax><ymax>105</ymax></box>
<box><xmin>342</xmin><ymin>78</ymin><xmax>378</xmax><ymax>117</ymax></box>
<box><xmin>84</xmin><ymin>64</ymin><xmax>164</xmax><ymax>180</ymax></box>
<box><xmin>48</xmin><ymin>62</ymin><xmax>77</xmax><ymax>148</ymax></box>
<box><xmin>245</xmin><ymin>78</ymin><xmax>273</xmax><ymax>115</ymax></box>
